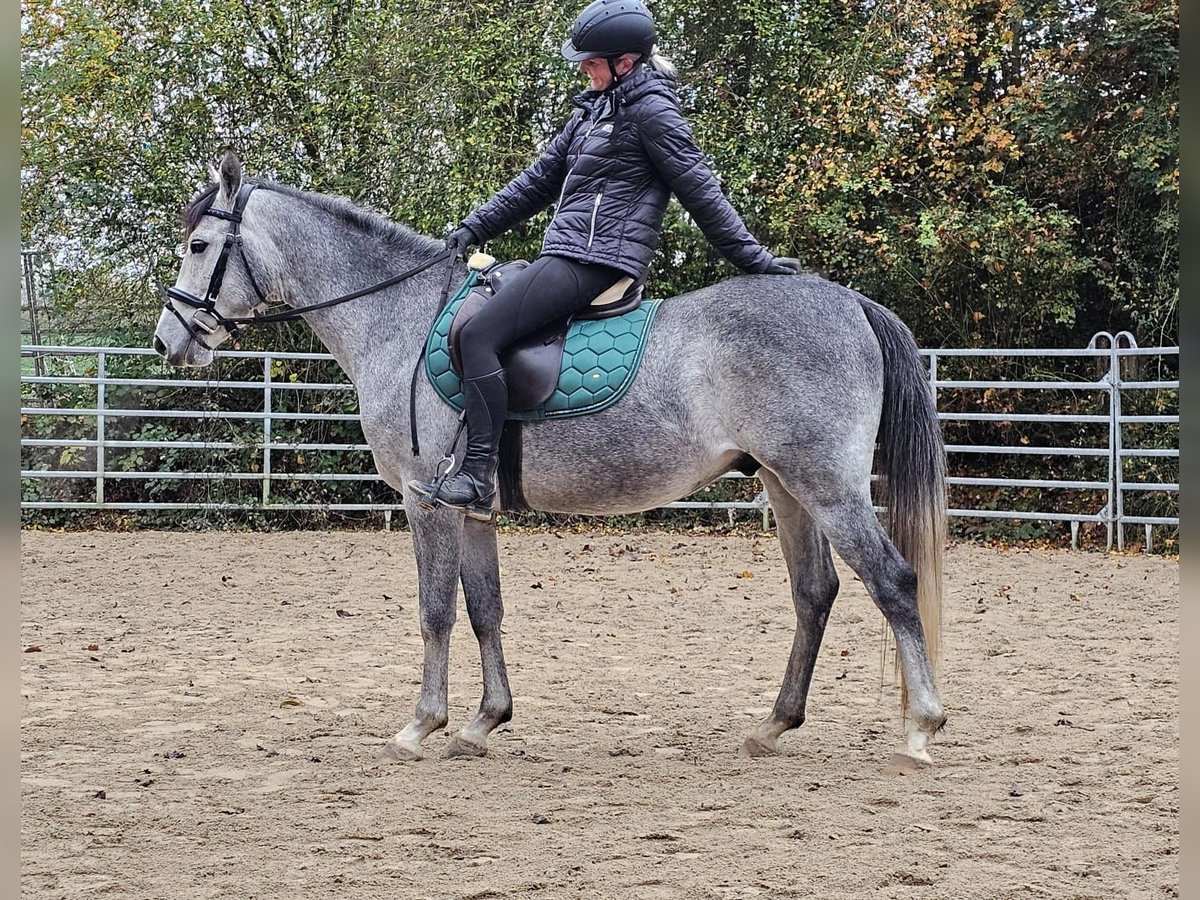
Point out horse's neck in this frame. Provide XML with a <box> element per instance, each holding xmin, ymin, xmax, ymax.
<box><xmin>267</xmin><ymin>208</ymin><xmax>443</xmax><ymax>384</ymax></box>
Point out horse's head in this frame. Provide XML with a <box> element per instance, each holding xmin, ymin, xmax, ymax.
<box><xmin>153</xmin><ymin>151</ymin><xmax>271</xmax><ymax>366</ymax></box>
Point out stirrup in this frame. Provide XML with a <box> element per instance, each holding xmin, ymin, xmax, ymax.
<box><xmin>411</xmin><ymin>464</ymin><xmax>455</xmax><ymax>513</ymax></box>
<box><xmin>411</xmin><ymin>413</ymin><xmax>468</xmax><ymax>511</ymax></box>
<box><xmin>407</xmin><ymin>473</ymin><xmax>496</xmax><ymax>521</ymax></box>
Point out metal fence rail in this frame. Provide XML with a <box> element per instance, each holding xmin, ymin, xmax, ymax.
<box><xmin>21</xmin><ymin>333</ymin><xmax>1178</xmax><ymax>550</ymax></box>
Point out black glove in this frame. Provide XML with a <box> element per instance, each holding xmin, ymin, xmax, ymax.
<box><xmin>445</xmin><ymin>225</ymin><xmax>477</xmax><ymax>259</ymax></box>
<box><xmin>763</xmin><ymin>256</ymin><xmax>803</xmax><ymax>275</ymax></box>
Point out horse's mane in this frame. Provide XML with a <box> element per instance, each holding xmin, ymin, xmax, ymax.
<box><xmin>182</xmin><ymin>180</ymin><xmax>443</xmax><ymax>259</ymax></box>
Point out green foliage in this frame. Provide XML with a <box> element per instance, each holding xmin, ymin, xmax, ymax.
<box><xmin>21</xmin><ymin>0</ymin><xmax>1176</xmax><ymax>348</ymax></box>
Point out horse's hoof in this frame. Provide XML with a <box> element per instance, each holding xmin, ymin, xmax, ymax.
<box><xmin>738</xmin><ymin>735</ymin><xmax>780</xmax><ymax>758</ymax></box>
<box><xmin>378</xmin><ymin>738</ymin><xmax>424</xmax><ymax>762</ymax></box>
<box><xmin>443</xmin><ymin>735</ymin><xmax>488</xmax><ymax>759</ymax></box>
<box><xmin>882</xmin><ymin>751</ymin><xmax>932</xmax><ymax>776</ymax></box>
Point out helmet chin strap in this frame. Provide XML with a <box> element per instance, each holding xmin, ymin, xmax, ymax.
<box><xmin>604</xmin><ymin>56</ymin><xmax>643</xmax><ymax>89</ymax></box>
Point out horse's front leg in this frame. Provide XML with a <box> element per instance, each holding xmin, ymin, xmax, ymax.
<box><xmin>444</xmin><ymin>516</ymin><xmax>513</xmax><ymax>758</ymax></box>
<box><xmin>381</xmin><ymin>498</ymin><xmax>464</xmax><ymax>762</ymax></box>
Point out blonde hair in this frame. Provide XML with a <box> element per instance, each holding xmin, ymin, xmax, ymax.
<box><xmin>615</xmin><ymin>48</ymin><xmax>676</xmax><ymax>79</ymax></box>
<box><xmin>647</xmin><ymin>47</ymin><xmax>677</xmax><ymax>78</ymax></box>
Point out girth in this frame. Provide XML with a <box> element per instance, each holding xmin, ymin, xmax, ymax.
<box><xmin>447</xmin><ymin>258</ymin><xmax>644</xmax><ymax>411</ymax></box>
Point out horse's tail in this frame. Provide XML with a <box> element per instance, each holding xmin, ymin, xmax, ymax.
<box><xmin>857</xmin><ymin>298</ymin><xmax>946</xmax><ymax>716</ymax></box>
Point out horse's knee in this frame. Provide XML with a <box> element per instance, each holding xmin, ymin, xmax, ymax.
<box><xmin>420</xmin><ymin>604</ymin><xmax>456</xmax><ymax>640</ymax></box>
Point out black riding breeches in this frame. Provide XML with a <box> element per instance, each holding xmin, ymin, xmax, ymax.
<box><xmin>458</xmin><ymin>254</ymin><xmax>624</xmax><ymax>380</ymax></box>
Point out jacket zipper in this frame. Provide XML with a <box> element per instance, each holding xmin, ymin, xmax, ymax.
<box><xmin>587</xmin><ymin>191</ymin><xmax>603</xmax><ymax>248</ymax></box>
<box><xmin>555</xmin><ymin>116</ymin><xmax>604</xmax><ymax>212</ymax></box>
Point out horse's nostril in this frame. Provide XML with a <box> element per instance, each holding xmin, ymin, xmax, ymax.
<box><xmin>153</xmin><ymin>335</ymin><xmax>167</xmax><ymax>356</ymax></box>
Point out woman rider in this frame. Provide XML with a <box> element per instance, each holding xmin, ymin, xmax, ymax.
<box><xmin>410</xmin><ymin>0</ymin><xmax>801</xmax><ymax>519</ymax></box>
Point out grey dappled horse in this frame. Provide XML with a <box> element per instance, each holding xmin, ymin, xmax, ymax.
<box><xmin>153</xmin><ymin>153</ymin><xmax>947</xmax><ymax>769</ymax></box>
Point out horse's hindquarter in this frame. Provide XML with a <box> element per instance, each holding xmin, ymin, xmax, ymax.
<box><xmin>520</xmin><ymin>274</ymin><xmax>885</xmax><ymax>515</ymax></box>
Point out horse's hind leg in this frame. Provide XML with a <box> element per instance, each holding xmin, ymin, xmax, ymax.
<box><xmin>444</xmin><ymin>516</ymin><xmax>513</xmax><ymax>758</ymax></box>
<box><xmin>741</xmin><ymin>470</ymin><xmax>840</xmax><ymax>757</ymax></box>
<box><xmin>805</xmin><ymin>491</ymin><xmax>946</xmax><ymax>765</ymax></box>
<box><xmin>381</xmin><ymin>499</ymin><xmax>464</xmax><ymax>762</ymax></box>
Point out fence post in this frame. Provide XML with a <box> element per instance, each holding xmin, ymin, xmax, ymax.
<box><xmin>96</xmin><ymin>351</ymin><xmax>106</xmax><ymax>506</ymax></box>
<box><xmin>263</xmin><ymin>355</ymin><xmax>272</xmax><ymax>507</ymax></box>
<box><xmin>1112</xmin><ymin>332</ymin><xmax>1137</xmax><ymax>552</ymax></box>
<box><xmin>755</xmin><ymin>488</ymin><xmax>770</xmax><ymax>530</ymax></box>
<box><xmin>1089</xmin><ymin>333</ymin><xmax>1116</xmax><ymax>551</ymax></box>
<box><xmin>22</xmin><ymin>252</ymin><xmax>45</xmax><ymax>378</ymax></box>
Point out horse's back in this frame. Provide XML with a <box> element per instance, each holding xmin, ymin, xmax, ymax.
<box><xmin>643</xmin><ymin>272</ymin><xmax>885</xmax><ymax>410</ymax></box>
<box><xmin>686</xmin><ymin>272</ymin><xmax>879</xmax><ymax>356</ymax></box>
<box><xmin>517</xmin><ymin>272</ymin><xmax>889</xmax><ymax>512</ymax></box>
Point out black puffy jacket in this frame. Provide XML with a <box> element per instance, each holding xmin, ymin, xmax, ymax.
<box><xmin>461</xmin><ymin>65</ymin><xmax>774</xmax><ymax>279</ymax></box>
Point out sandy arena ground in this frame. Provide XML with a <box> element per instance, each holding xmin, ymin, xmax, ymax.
<box><xmin>21</xmin><ymin>529</ymin><xmax>1177</xmax><ymax>899</ymax></box>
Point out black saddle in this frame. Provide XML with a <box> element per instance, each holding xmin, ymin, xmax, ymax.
<box><xmin>448</xmin><ymin>259</ymin><xmax>644</xmax><ymax>411</ymax></box>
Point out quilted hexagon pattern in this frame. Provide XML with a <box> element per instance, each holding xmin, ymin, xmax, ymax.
<box><xmin>426</xmin><ymin>279</ymin><xmax>662</xmax><ymax>421</ymax></box>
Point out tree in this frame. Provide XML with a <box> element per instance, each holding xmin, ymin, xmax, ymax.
<box><xmin>21</xmin><ymin>0</ymin><xmax>1177</xmax><ymax>348</ymax></box>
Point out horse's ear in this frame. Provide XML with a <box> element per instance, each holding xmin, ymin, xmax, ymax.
<box><xmin>217</xmin><ymin>149</ymin><xmax>242</xmax><ymax>202</ymax></box>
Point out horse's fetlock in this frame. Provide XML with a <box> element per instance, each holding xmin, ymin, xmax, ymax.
<box><xmin>775</xmin><ymin>710</ymin><xmax>805</xmax><ymax>731</ymax></box>
<box><xmin>415</xmin><ymin>706</ymin><xmax>449</xmax><ymax>732</ymax></box>
<box><xmin>478</xmin><ymin>693</ymin><xmax>512</xmax><ymax>725</ymax></box>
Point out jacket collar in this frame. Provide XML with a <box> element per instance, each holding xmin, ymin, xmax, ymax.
<box><xmin>570</xmin><ymin>65</ymin><xmax>675</xmax><ymax>120</ymax></box>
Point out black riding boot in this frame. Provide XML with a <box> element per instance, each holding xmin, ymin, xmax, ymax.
<box><xmin>409</xmin><ymin>369</ymin><xmax>507</xmax><ymax>521</ymax></box>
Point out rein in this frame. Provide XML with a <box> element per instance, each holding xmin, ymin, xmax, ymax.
<box><xmin>162</xmin><ymin>180</ymin><xmax>459</xmax><ymax>457</ymax></box>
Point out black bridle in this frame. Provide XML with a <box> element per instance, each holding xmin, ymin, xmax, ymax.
<box><xmin>161</xmin><ymin>180</ymin><xmax>458</xmax><ymax>456</ymax></box>
<box><xmin>161</xmin><ymin>181</ymin><xmax>455</xmax><ymax>349</ymax></box>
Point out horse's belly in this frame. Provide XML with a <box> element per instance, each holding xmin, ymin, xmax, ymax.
<box><xmin>519</xmin><ymin>437</ymin><xmax>734</xmax><ymax>516</ymax></box>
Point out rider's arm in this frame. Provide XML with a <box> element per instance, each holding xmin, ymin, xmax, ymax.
<box><xmin>461</xmin><ymin>113</ymin><xmax>582</xmax><ymax>244</ymax></box>
<box><xmin>637</xmin><ymin>96</ymin><xmax>774</xmax><ymax>274</ymax></box>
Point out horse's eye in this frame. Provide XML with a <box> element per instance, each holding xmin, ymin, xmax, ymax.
<box><xmin>189</xmin><ymin>238</ymin><xmax>208</xmax><ymax>254</ymax></box>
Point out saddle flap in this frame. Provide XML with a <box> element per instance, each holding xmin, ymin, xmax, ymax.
<box><xmin>502</xmin><ymin>322</ymin><xmax>570</xmax><ymax>411</ymax></box>
<box><xmin>447</xmin><ymin>288</ymin><xmax>490</xmax><ymax>377</ymax></box>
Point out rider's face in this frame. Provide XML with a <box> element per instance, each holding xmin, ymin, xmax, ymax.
<box><xmin>579</xmin><ymin>55</ymin><xmax>634</xmax><ymax>90</ymax></box>
<box><xmin>579</xmin><ymin>58</ymin><xmax>613</xmax><ymax>90</ymax></box>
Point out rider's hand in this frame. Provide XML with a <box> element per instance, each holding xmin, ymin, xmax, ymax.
<box><xmin>445</xmin><ymin>225</ymin><xmax>477</xmax><ymax>259</ymax></box>
<box><xmin>763</xmin><ymin>256</ymin><xmax>803</xmax><ymax>275</ymax></box>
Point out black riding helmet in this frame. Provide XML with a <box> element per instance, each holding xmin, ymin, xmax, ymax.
<box><xmin>561</xmin><ymin>0</ymin><xmax>656</xmax><ymax>68</ymax></box>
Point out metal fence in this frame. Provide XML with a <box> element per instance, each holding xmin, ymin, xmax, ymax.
<box><xmin>20</xmin><ymin>333</ymin><xmax>1178</xmax><ymax>551</ymax></box>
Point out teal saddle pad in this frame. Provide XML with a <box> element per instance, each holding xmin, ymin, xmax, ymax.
<box><xmin>425</xmin><ymin>282</ymin><xmax>662</xmax><ymax>421</ymax></box>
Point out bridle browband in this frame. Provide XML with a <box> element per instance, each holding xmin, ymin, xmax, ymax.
<box><xmin>161</xmin><ymin>180</ymin><xmax>457</xmax><ymax>458</ymax></box>
<box><xmin>161</xmin><ymin>181</ymin><xmax>454</xmax><ymax>351</ymax></box>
